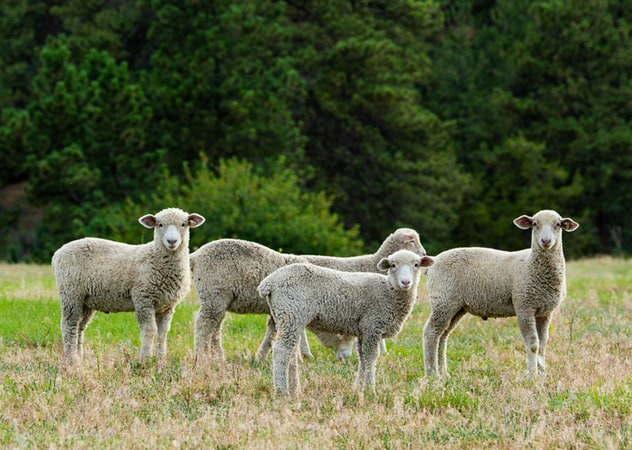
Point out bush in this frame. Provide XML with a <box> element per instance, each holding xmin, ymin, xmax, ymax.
<box><xmin>93</xmin><ymin>157</ymin><xmax>363</xmax><ymax>256</ymax></box>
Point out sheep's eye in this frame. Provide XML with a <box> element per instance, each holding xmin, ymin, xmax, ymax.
<box><xmin>158</xmin><ymin>223</ymin><xmax>163</xmax><ymax>228</ymax></box>
<box><xmin>414</xmin><ymin>263</ymin><xmax>420</xmax><ymax>268</ymax></box>
<box><xmin>556</xmin><ymin>222</ymin><xmax>561</xmax><ymax>227</ymax></box>
<box><xmin>391</xmin><ymin>263</ymin><xmax>396</xmax><ymax>268</ymax></box>
<box><xmin>181</xmin><ymin>223</ymin><xmax>186</xmax><ymax>227</ymax></box>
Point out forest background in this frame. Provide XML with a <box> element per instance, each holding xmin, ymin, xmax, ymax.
<box><xmin>1</xmin><ymin>0</ymin><xmax>630</xmax><ymax>262</ymax></box>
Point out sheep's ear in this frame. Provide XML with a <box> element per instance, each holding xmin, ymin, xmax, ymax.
<box><xmin>377</xmin><ymin>258</ymin><xmax>391</xmax><ymax>271</ymax></box>
<box><xmin>419</xmin><ymin>256</ymin><xmax>434</xmax><ymax>267</ymax></box>
<box><xmin>188</xmin><ymin>213</ymin><xmax>205</xmax><ymax>228</ymax></box>
<box><xmin>561</xmin><ymin>218</ymin><xmax>579</xmax><ymax>232</ymax></box>
<box><xmin>139</xmin><ymin>214</ymin><xmax>157</xmax><ymax>228</ymax></box>
<box><xmin>400</xmin><ymin>233</ymin><xmax>416</xmax><ymax>243</ymax></box>
<box><xmin>513</xmin><ymin>215</ymin><xmax>533</xmax><ymax>229</ymax></box>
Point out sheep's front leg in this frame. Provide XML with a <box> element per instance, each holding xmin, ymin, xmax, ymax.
<box><xmin>354</xmin><ymin>337</ymin><xmax>366</xmax><ymax>389</ymax></box>
<box><xmin>517</xmin><ymin>311</ymin><xmax>539</xmax><ymax>377</ymax></box>
<box><xmin>359</xmin><ymin>333</ymin><xmax>381</xmax><ymax>394</ymax></box>
<box><xmin>535</xmin><ymin>314</ymin><xmax>552</xmax><ymax>372</ymax></box>
<box><xmin>136</xmin><ymin>306</ymin><xmax>158</xmax><ymax>364</ymax></box>
<box><xmin>156</xmin><ymin>306</ymin><xmax>176</xmax><ymax>360</ymax></box>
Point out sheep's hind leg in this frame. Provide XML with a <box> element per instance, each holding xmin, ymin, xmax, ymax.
<box><xmin>288</xmin><ymin>344</ymin><xmax>302</xmax><ymax>397</ymax></box>
<box><xmin>438</xmin><ymin>308</ymin><xmax>466</xmax><ymax>377</ymax></box>
<box><xmin>256</xmin><ymin>316</ymin><xmax>276</xmax><ymax>362</ymax></box>
<box><xmin>194</xmin><ymin>292</ymin><xmax>228</xmax><ymax>361</ymax></box>
<box><xmin>423</xmin><ymin>302</ymin><xmax>458</xmax><ymax>377</ymax></box>
<box><xmin>272</xmin><ymin>323</ymin><xmax>301</xmax><ymax>397</ymax></box>
<box><xmin>535</xmin><ymin>314</ymin><xmax>552</xmax><ymax>373</ymax></box>
<box><xmin>60</xmin><ymin>296</ymin><xmax>83</xmax><ymax>365</ymax></box>
<box><xmin>76</xmin><ymin>306</ymin><xmax>95</xmax><ymax>360</ymax></box>
<box><xmin>156</xmin><ymin>306</ymin><xmax>176</xmax><ymax>360</ymax></box>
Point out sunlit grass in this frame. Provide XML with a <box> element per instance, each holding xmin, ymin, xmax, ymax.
<box><xmin>0</xmin><ymin>258</ymin><xmax>630</xmax><ymax>448</ymax></box>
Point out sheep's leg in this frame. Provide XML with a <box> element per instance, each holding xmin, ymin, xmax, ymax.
<box><xmin>517</xmin><ymin>312</ymin><xmax>539</xmax><ymax>377</ymax></box>
<box><xmin>438</xmin><ymin>308</ymin><xmax>466</xmax><ymax>377</ymax></box>
<box><xmin>60</xmin><ymin>298</ymin><xmax>83</xmax><ymax>365</ymax></box>
<box><xmin>76</xmin><ymin>306</ymin><xmax>95</xmax><ymax>360</ymax></box>
<box><xmin>155</xmin><ymin>306</ymin><xmax>176</xmax><ymax>360</ymax></box>
<box><xmin>299</xmin><ymin>329</ymin><xmax>314</xmax><ymax>360</ymax></box>
<box><xmin>272</xmin><ymin>323</ymin><xmax>301</xmax><ymax>396</ymax></box>
<box><xmin>256</xmin><ymin>316</ymin><xmax>276</xmax><ymax>362</ymax></box>
<box><xmin>336</xmin><ymin>335</ymin><xmax>355</xmax><ymax>363</ymax></box>
<box><xmin>288</xmin><ymin>344</ymin><xmax>302</xmax><ymax>397</ymax></box>
<box><xmin>136</xmin><ymin>306</ymin><xmax>158</xmax><ymax>364</ymax></box>
<box><xmin>379</xmin><ymin>339</ymin><xmax>387</xmax><ymax>355</ymax></box>
<box><xmin>194</xmin><ymin>297</ymin><xmax>227</xmax><ymax>360</ymax></box>
<box><xmin>360</xmin><ymin>334</ymin><xmax>381</xmax><ymax>394</ymax></box>
<box><xmin>535</xmin><ymin>314</ymin><xmax>552</xmax><ymax>373</ymax></box>
<box><xmin>354</xmin><ymin>336</ymin><xmax>366</xmax><ymax>389</ymax></box>
<box><xmin>423</xmin><ymin>305</ymin><xmax>456</xmax><ymax>376</ymax></box>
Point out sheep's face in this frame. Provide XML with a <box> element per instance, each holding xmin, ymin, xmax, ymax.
<box><xmin>514</xmin><ymin>209</ymin><xmax>579</xmax><ymax>251</ymax></box>
<box><xmin>388</xmin><ymin>228</ymin><xmax>427</xmax><ymax>257</ymax></box>
<box><xmin>378</xmin><ymin>249</ymin><xmax>434</xmax><ymax>290</ymax></box>
<box><xmin>139</xmin><ymin>208</ymin><xmax>205</xmax><ymax>252</ymax></box>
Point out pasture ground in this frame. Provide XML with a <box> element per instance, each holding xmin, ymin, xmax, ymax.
<box><xmin>0</xmin><ymin>257</ymin><xmax>630</xmax><ymax>448</ymax></box>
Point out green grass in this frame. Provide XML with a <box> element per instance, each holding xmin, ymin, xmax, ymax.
<box><xmin>0</xmin><ymin>258</ymin><xmax>630</xmax><ymax>448</ymax></box>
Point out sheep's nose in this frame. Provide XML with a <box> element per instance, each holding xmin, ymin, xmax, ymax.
<box><xmin>541</xmin><ymin>238</ymin><xmax>551</xmax><ymax>247</ymax></box>
<box><xmin>167</xmin><ymin>238</ymin><xmax>178</xmax><ymax>246</ymax></box>
<box><xmin>401</xmin><ymin>280</ymin><xmax>411</xmax><ymax>288</ymax></box>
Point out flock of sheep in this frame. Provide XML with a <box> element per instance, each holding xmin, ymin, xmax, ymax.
<box><xmin>52</xmin><ymin>207</ymin><xmax>578</xmax><ymax>396</ymax></box>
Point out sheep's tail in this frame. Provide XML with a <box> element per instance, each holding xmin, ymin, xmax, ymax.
<box><xmin>257</xmin><ymin>279</ymin><xmax>273</xmax><ymax>302</ymax></box>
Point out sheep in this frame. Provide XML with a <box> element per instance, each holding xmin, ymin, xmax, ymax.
<box><xmin>423</xmin><ymin>209</ymin><xmax>579</xmax><ymax>378</ymax></box>
<box><xmin>52</xmin><ymin>208</ymin><xmax>205</xmax><ymax>365</ymax></box>
<box><xmin>258</xmin><ymin>249</ymin><xmax>435</xmax><ymax>396</ymax></box>
<box><xmin>190</xmin><ymin>228</ymin><xmax>427</xmax><ymax>362</ymax></box>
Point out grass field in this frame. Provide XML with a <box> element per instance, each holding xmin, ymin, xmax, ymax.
<box><xmin>0</xmin><ymin>257</ymin><xmax>630</xmax><ymax>448</ymax></box>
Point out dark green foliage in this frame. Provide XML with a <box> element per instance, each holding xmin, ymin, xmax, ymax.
<box><xmin>0</xmin><ymin>0</ymin><xmax>629</xmax><ymax>261</ymax></box>
<box><xmin>287</xmin><ymin>1</ymin><xmax>468</xmax><ymax>247</ymax></box>
<box><xmin>95</xmin><ymin>157</ymin><xmax>363</xmax><ymax>256</ymax></box>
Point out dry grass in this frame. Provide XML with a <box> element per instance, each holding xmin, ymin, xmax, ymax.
<box><xmin>0</xmin><ymin>257</ymin><xmax>630</xmax><ymax>448</ymax></box>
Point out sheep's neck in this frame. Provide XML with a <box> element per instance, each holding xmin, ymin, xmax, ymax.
<box><xmin>528</xmin><ymin>244</ymin><xmax>565</xmax><ymax>285</ymax></box>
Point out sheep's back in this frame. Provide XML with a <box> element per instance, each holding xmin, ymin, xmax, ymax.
<box><xmin>427</xmin><ymin>247</ymin><xmax>528</xmax><ymax>318</ymax></box>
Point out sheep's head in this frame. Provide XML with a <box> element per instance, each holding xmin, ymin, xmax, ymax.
<box><xmin>139</xmin><ymin>208</ymin><xmax>205</xmax><ymax>251</ymax></box>
<box><xmin>514</xmin><ymin>209</ymin><xmax>578</xmax><ymax>251</ymax></box>
<box><xmin>380</xmin><ymin>228</ymin><xmax>427</xmax><ymax>258</ymax></box>
<box><xmin>378</xmin><ymin>249</ymin><xmax>434</xmax><ymax>290</ymax></box>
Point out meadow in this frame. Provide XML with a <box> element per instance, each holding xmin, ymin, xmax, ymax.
<box><xmin>0</xmin><ymin>258</ymin><xmax>630</xmax><ymax>448</ymax></box>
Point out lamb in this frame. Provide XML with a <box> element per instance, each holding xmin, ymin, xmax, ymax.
<box><xmin>423</xmin><ymin>209</ymin><xmax>579</xmax><ymax>378</ymax></box>
<box><xmin>52</xmin><ymin>208</ymin><xmax>205</xmax><ymax>365</ymax></box>
<box><xmin>190</xmin><ymin>228</ymin><xmax>427</xmax><ymax>362</ymax></box>
<box><xmin>258</xmin><ymin>249</ymin><xmax>434</xmax><ymax>396</ymax></box>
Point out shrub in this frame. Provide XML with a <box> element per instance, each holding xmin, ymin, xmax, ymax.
<box><xmin>93</xmin><ymin>156</ymin><xmax>363</xmax><ymax>256</ymax></box>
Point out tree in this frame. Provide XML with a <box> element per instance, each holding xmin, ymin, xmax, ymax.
<box><xmin>16</xmin><ymin>41</ymin><xmax>158</xmax><ymax>258</ymax></box>
<box><xmin>287</xmin><ymin>0</ymin><xmax>469</xmax><ymax>247</ymax></box>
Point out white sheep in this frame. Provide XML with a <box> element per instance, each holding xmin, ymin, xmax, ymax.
<box><xmin>258</xmin><ymin>249</ymin><xmax>435</xmax><ymax>396</ymax></box>
<box><xmin>52</xmin><ymin>208</ymin><xmax>205</xmax><ymax>365</ymax></box>
<box><xmin>191</xmin><ymin>228</ymin><xmax>427</xmax><ymax>362</ymax></box>
<box><xmin>423</xmin><ymin>209</ymin><xmax>579</xmax><ymax>378</ymax></box>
